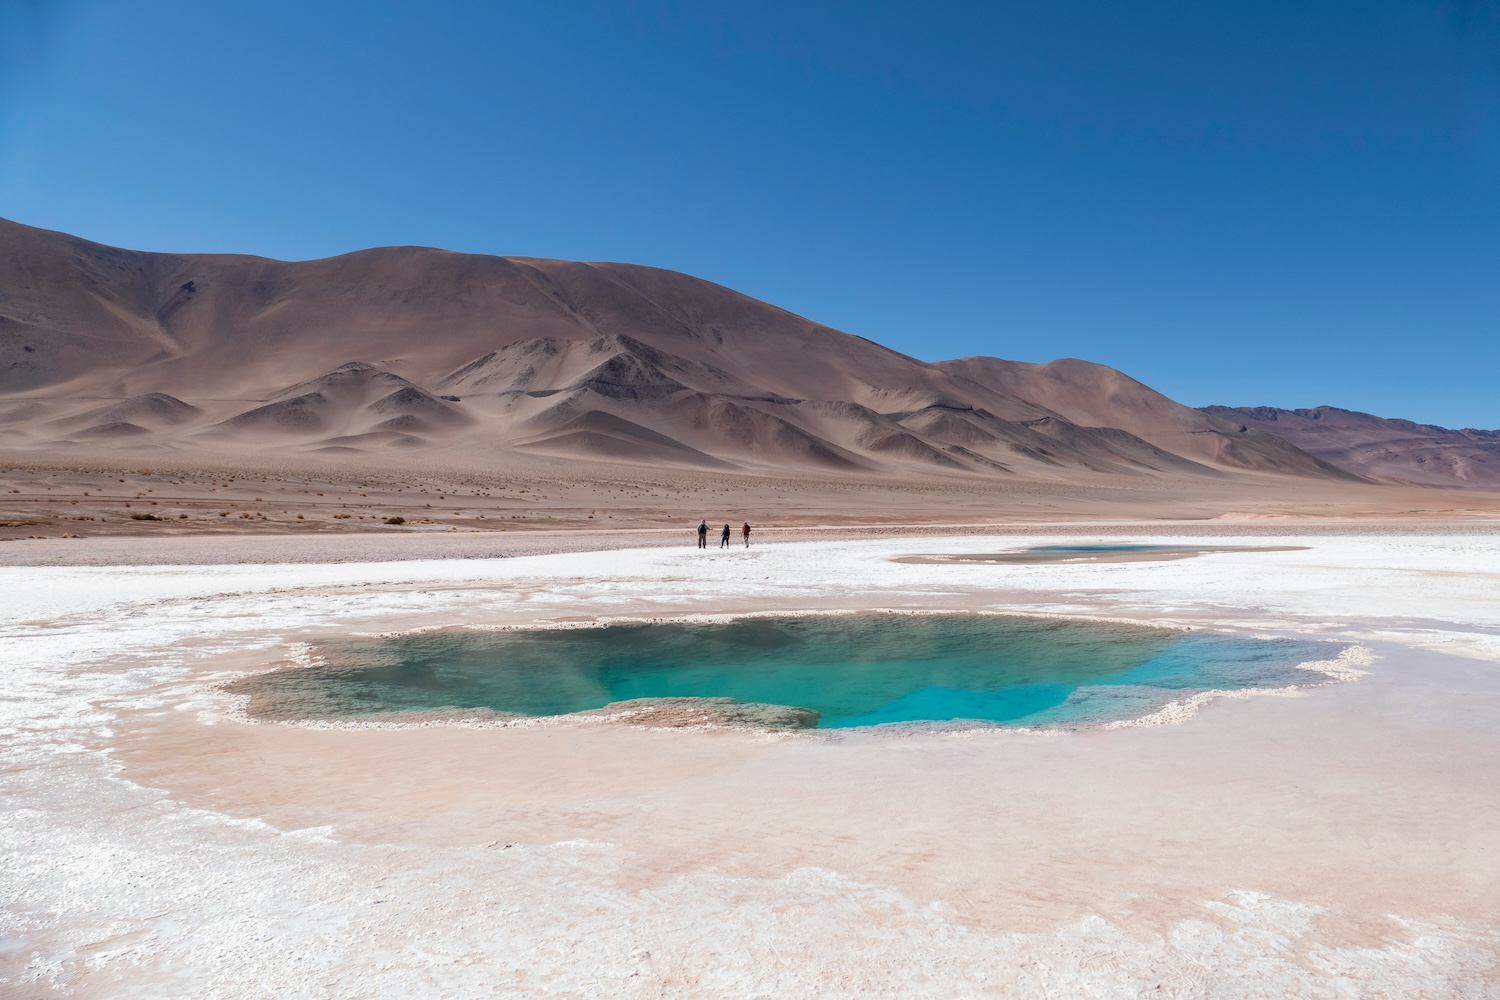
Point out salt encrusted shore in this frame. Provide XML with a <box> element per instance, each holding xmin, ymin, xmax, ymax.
<box><xmin>3</xmin><ymin>532</ymin><xmax>1499</xmax><ymax>997</ymax></box>
<box><xmin>3</xmin><ymin>515</ymin><xmax>1499</xmax><ymax>567</ymax></box>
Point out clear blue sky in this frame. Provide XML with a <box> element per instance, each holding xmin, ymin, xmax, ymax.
<box><xmin>3</xmin><ymin>1</ymin><xmax>1497</xmax><ymax>427</ymax></box>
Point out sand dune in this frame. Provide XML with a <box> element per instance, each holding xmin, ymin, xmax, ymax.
<box><xmin>0</xmin><ymin>217</ymin><xmax>1382</xmax><ymax>482</ymax></box>
<box><xmin>57</xmin><ymin>392</ymin><xmax>201</xmax><ymax>430</ymax></box>
<box><xmin>210</xmin><ymin>362</ymin><xmax>473</xmax><ymax>445</ymax></box>
<box><xmin>515</xmin><ymin>409</ymin><xmax>735</xmax><ymax>469</ymax></box>
<box><xmin>1203</xmin><ymin>404</ymin><xmax>1500</xmax><ymax>487</ymax></box>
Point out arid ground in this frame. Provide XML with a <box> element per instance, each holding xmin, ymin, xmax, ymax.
<box><xmin>5</xmin><ymin>453</ymin><xmax>1500</xmax><ymax>551</ymax></box>
<box><xmin>4</xmin><ymin>218</ymin><xmax>1499</xmax><ymax>997</ymax></box>
<box><xmin>3</xmin><ymin>514</ymin><xmax>1499</xmax><ymax>998</ymax></box>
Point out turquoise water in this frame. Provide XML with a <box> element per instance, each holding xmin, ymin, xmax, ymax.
<box><xmin>236</xmin><ymin>614</ymin><xmax>1336</xmax><ymax>730</ymax></box>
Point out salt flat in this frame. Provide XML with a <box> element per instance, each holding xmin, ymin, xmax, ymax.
<box><xmin>2</xmin><ymin>533</ymin><xmax>1498</xmax><ymax>997</ymax></box>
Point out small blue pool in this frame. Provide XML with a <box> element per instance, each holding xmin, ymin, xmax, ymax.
<box><xmin>233</xmin><ymin>614</ymin><xmax>1336</xmax><ymax>730</ymax></box>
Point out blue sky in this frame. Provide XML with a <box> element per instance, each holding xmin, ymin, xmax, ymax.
<box><xmin>2</xmin><ymin>1</ymin><xmax>1497</xmax><ymax>427</ymax></box>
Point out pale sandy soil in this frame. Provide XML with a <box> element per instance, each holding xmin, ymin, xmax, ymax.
<box><xmin>5</xmin><ymin>455</ymin><xmax>1500</xmax><ymax>548</ymax></box>
<box><xmin>3</xmin><ymin>531</ymin><xmax>1499</xmax><ymax>997</ymax></box>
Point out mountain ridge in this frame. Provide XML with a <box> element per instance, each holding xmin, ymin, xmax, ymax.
<box><xmin>1201</xmin><ymin>404</ymin><xmax>1500</xmax><ymax>487</ymax></box>
<box><xmin>0</xmin><ymin>216</ymin><xmax>1355</xmax><ymax>482</ymax></box>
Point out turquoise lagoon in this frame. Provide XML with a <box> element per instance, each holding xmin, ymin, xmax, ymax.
<box><xmin>237</xmin><ymin>614</ymin><xmax>1337</xmax><ymax>730</ymax></box>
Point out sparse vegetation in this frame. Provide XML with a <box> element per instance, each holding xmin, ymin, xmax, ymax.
<box><xmin>130</xmin><ymin>513</ymin><xmax>161</xmax><ymax>520</ymax></box>
<box><xmin>384</xmin><ymin>516</ymin><xmax>406</xmax><ymax>525</ymax></box>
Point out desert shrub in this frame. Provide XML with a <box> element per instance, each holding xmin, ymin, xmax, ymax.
<box><xmin>130</xmin><ymin>513</ymin><xmax>161</xmax><ymax>521</ymax></box>
<box><xmin>384</xmin><ymin>516</ymin><xmax>406</xmax><ymax>525</ymax></box>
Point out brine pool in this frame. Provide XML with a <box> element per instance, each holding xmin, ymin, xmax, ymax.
<box><xmin>230</xmin><ymin>614</ymin><xmax>1341</xmax><ymax>730</ymax></box>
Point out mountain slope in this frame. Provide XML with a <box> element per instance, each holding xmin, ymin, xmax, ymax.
<box><xmin>1202</xmin><ymin>405</ymin><xmax>1500</xmax><ymax>486</ymax></box>
<box><xmin>0</xmin><ymin>216</ymin><xmax>1351</xmax><ymax>481</ymax></box>
<box><xmin>936</xmin><ymin>357</ymin><xmax>1357</xmax><ymax>480</ymax></box>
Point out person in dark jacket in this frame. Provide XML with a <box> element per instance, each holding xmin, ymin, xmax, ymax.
<box><xmin>720</xmin><ymin>523</ymin><xmax>732</xmax><ymax>548</ymax></box>
<box><xmin>742</xmin><ymin>522</ymin><xmax>751</xmax><ymax>547</ymax></box>
<box><xmin>697</xmin><ymin>520</ymin><xmax>709</xmax><ymax>548</ymax></box>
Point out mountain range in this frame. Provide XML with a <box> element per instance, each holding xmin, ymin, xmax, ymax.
<box><xmin>0</xmin><ymin>217</ymin><xmax>1488</xmax><ymax>488</ymax></box>
<box><xmin>1201</xmin><ymin>405</ymin><xmax>1500</xmax><ymax>487</ymax></box>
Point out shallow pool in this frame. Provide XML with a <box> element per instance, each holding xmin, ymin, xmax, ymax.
<box><xmin>232</xmin><ymin>614</ymin><xmax>1337</xmax><ymax>730</ymax></box>
<box><xmin>894</xmin><ymin>543</ymin><xmax>1308</xmax><ymax>565</ymax></box>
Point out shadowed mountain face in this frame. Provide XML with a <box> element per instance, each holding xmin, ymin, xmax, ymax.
<box><xmin>0</xmin><ymin>216</ymin><xmax>1355</xmax><ymax>481</ymax></box>
<box><xmin>1202</xmin><ymin>405</ymin><xmax>1500</xmax><ymax>487</ymax></box>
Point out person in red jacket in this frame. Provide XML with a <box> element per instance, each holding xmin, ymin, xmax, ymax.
<box><xmin>742</xmin><ymin>522</ymin><xmax>751</xmax><ymax>547</ymax></box>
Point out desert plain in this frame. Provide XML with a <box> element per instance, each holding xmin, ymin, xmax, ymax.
<box><xmin>3</xmin><ymin>455</ymin><xmax>1500</xmax><ymax>997</ymax></box>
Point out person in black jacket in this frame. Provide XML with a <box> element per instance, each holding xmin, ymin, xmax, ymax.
<box><xmin>697</xmin><ymin>520</ymin><xmax>709</xmax><ymax>548</ymax></box>
<box><xmin>720</xmin><ymin>523</ymin><xmax>732</xmax><ymax>548</ymax></box>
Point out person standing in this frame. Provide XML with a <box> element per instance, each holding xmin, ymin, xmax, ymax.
<box><xmin>697</xmin><ymin>520</ymin><xmax>708</xmax><ymax>549</ymax></box>
<box><xmin>742</xmin><ymin>522</ymin><xmax>751</xmax><ymax>547</ymax></box>
<box><xmin>720</xmin><ymin>523</ymin><xmax>732</xmax><ymax>548</ymax></box>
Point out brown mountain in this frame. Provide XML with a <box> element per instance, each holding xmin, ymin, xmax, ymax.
<box><xmin>0</xmin><ymin>217</ymin><xmax>1351</xmax><ymax>482</ymax></box>
<box><xmin>1201</xmin><ymin>405</ymin><xmax>1500</xmax><ymax>487</ymax></box>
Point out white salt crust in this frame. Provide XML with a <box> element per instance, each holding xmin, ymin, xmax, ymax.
<box><xmin>3</xmin><ymin>533</ymin><xmax>1500</xmax><ymax>996</ymax></box>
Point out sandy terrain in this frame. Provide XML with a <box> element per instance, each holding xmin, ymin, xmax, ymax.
<box><xmin>5</xmin><ymin>452</ymin><xmax>1500</xmax><ymax>554</ymax></box>
<box><xmin>3</xmin><ymin>530</ymin><xmax>1499</xmax><ymax>997</ymax></box>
